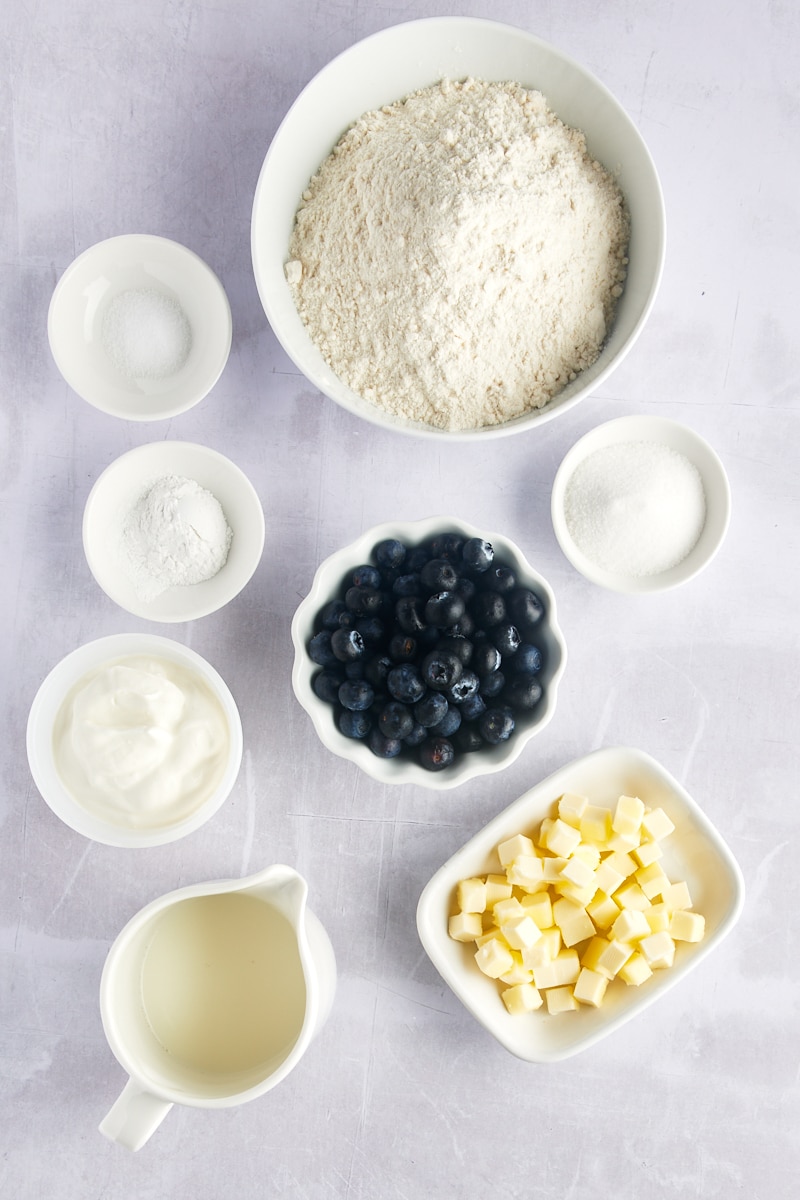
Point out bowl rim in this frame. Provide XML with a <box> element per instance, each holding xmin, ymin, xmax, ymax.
<box><xmin>47</xmin><ymin>233</ymin><xmax>232</xmax><ymax>421</ymax></box>
<box><xmin>416</xmin><ymin>744</ymin><xmax>746</xmax><ymax>1061</ymax></box>
<box><xmin>82</xmin><ymin>439</ymin><xmax>265</xmax><ymax>623</ymax></box>
<box><xmin>251</xmin><ymin>14</ymin><xmax>666</xmax><ymax>440</ymax></box>
<box><xmin>550</xmin><ymin>415</ymin><xmax>732</xmax><ymax>594</ymax></box>
<box><xmin>26</xmin><ymin>633</ymin><xmax>244</xmax><ymax>848</ymax></box>
<box><xmin>290</xmin><ymin>515</ymin><xmax>568</xmax><ymax>790</ymax></box>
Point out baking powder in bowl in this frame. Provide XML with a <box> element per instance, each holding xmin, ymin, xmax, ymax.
<box><xmin>563</xmin><ymin>440</ymin><xmax>707</xmax><ymax>577</ymax></box>
<box><xmin>285</xmin><ymin>78</ymin><xmax>629</xmax><ymax>431</ymax></box>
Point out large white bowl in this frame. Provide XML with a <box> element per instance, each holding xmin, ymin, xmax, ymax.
<box><xmin>551</xmin><ymin>416</ymin><xmax>732</xmax><ymax>593</ymax></box>
<box><xmin>26</xmin><ymin>634</ymin><xmax>243</xmax><ymax>848</ymax></box>
<box><xmin>48</xmin><ymin>234</ymin><xmax>232</xmax><ymax>421</ymax></box>
<box><xmin>83</xmin><ymin>441</ymin><xmax>265</xmax><ymax>623</ymax></box>
<box><xmin>416</xmin><ymin>746</ymin><xmax>745</xmax><ymax>1061</ymax></box>
<box><xmin>252</xmin><ymin>17</ymin><xmax>665</xmax><ymax>439</ymax></box>
<box><xmin>291</xmin><ymin>516</ymin><xmax>567</xmax><ymax>790</ymax></box>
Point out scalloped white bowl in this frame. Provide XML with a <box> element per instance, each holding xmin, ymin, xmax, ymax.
<box><xmin>26</xmin><ymin>634</ymin><xmax>243</xmax><ymax>848</ymax></box>
<box><xmin>252</xmin><ymin>16</ymin><xmax>665</xmax><ymax>439</ymax></box>
<box><xmin>416</xmin><ymin>746</ymin><xmax>745</xmax><ymax>1061</ymax></box>
<box><xmin>290</xmin><ymin>516</ymin><xmax>567</xmax><ymax>790</ymax></box>
<box><xmin>48</xmin><ymin>234</ymin><xmax>232</xmax><ymax>421</ymax></box>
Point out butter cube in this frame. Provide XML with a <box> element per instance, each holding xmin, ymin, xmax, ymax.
<box><xmin>497</xmin><ymin>833</ymin><xmax>535</xmax><ymax>867</ymax></box>
<box><xmin>506</xmin><ymin>854</ymin><xmax>545</xmax><ymax>892</ymax></box>
<box><xmin>520</xmin><ymin>892</ymin><xmax>553</xmax><ymax>929</ymax></box>
<box><xmin>553</xmin><ymin>880</ymin><xmax>596</xmax><ymax>908</ymax></box>
<box><xmin>641</xmin><ymin>807</ymin><xmax>675</xmax><ymax>842</ymax></box>
<box><xmin>532</xmin><ymin>948</ymin><xmax>580</xmax><ymax>989</ymax></box>
<box><xmin>574</xmin><ymin>967</ymin><xmax>609</xmax><ymax>1007</ymax></box>
<box><xmin>536</xmin><ymin>817</ymin><xmax>555</xmax><ymax>848</ymax></box>
<box><xmin>610</xmin><ymin>908</ymin><xmax>651</xmax><ymax>943</ymax></box>
<box><xmin>639</xmin><ymin>931</ymin><xmax>676</xmax><ymax>969</ymax></box>
<box><xmin>448</xmin><ymin>912</ymin><xmax>483</xmax><ymax>942</ymax></box>
<box><xmin>476</xmin><ymin>929</ymin><xmax>510</xmax><ymax>949</ymax></box>
<box><xmin>559</xmin><ymin>855</ymin><xmax>597</xmax><ymax>890</ymax></box>
<box><xmin>580</xmin><ymin>936</ymin><xmax>610</xmax><ymax>972</ymax></box>
<box><xmin>606</xmin><ymin>829</ymin><xmax>641</xmax><ymax>854</ymax></box>
<box><xmin>593</xmin><ymin>860</ymin><xmax>625</xmax><ymax>897</ymax></box>
<box><xmin>474</xmin><ymin>937</ymin><xmax>515</xmax><ymax>979</ymax></box>
<box><xmin>669</xmin><ymin>910</ymin><xmax>705</xmax><ymax>942</ymax></box>
<box><xmin>573</xmin><ymin>843</ymin><xmax>601</xmax><ymax>871</ymax></box>
<box><xmin>596</xmin><ymin>938</ymin><xmax>634</xmax><ymax>979</ymax></box>
<box><xmin>605</xmin><ymin>850</ymin><xmax>638</xmax><ymax>879</ymax></box>
<box><xmin>492</xmin><ymin>897</ymin><xmax>526</xmax><ymax>926</ymax></box>
<box><xmin>501</xmin><ymin>914</ymin><xmax>542</xmax><ymax>952</ymax></box>
<box><xmin>522</xmin><ymin>927</ymin><xmax>561</xmax><ymax>968</ymax></box>
<box><xmin>499</xmin><ymin>955</ymin><xmax>535</xmax><ymax>986</ymax></box>
<box><xmin>552</xmin><ymin>897</ymin><xmax>596</xmax><ymax>947</ymax></box>
<box><xmin>558</xmin><ymin>792</ymin><xmax>588</xmax><ymax>828</ymax></box>
<box><xmin>542</xmin><ymin>856</ymin><xmax>568</xmax><ymax>881</ymax></box>
<box><xmin>661</xmin><ymin>880</ymin><xmax>693</xmax><ymax>912</ymax></box>
<box><xmin>544</xmin><ymin>818</ymin><xmax>582</xmax><ymax>858</ymax></box>
<box><xmin>644</xmin><ymin>903</ymin><xmax>670</xmax><ymax>933</ymax></box>
<box><xmin>614</xmin><ymin>880</ymin><xmax>651</xmax><ymax>911</ymax></box>
<box><xmin>484</xmin><ymin>873</ymin><xmax>513</xmax><ymax>908</ymax></box>
<box><xmin>612</xmin><ymin>794</ymin><xmax>645</xmax><ymax>837</ymax></box>
<box><xmin>586</xmin><ymin>891</ymin><xmax>620</xmax><ymax>931</ymax></box>
<box><xmin>635</xmin><ymin>862</ymin><xmax>671</xmax><ymax>900</ymax></box>
<box><xmin>457</xmin><ymin>877</ymin><xmax>487</xmax><ymax>913</ymax></box>
<box><xmin>618</xmin><ymin>952</ymin><xmax>653</xmax><ymax>987</ymax></box>
<box><xmin>580</xmin><ymin>804</ymin><xmax>612</xmax><ymax>845</ymax></box>
<box><xmin>545</xmin><ymin>985</ymin><xmax>579</xmax><ymax>1014</ymax></box>
<box><xmin>502</xmin><ymin>982</ymin><xmax>543</xmax><ymax>1014</ymax></box>
<box><xmin>633</xmin><ymin>839</ymin><xmax>663</xmax><ymax>868</ymax></box>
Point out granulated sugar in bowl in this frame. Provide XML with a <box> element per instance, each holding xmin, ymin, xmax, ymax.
<box><xmin>551</xmin><ymin>416</ymin><xmax>732</xmax><ymax>594</ymax></box>
<box><xmin>252</xmin><ymin>17</ymin><xmax>665</xmax><ymax>440</ymax></box>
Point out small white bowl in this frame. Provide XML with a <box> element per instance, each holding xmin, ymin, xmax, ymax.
<box><xmin>252</xmin><ymin>17</ymin><xmax>665</xmax><ymax>439</ymax></box>
<box><xmin>416</xmin><ymin>746</ymin><xmax>744</xmax><ymax>1062</ymax></box>
<box><xmin>551</xmin><ymin>416</ymin><xmax>731</xmax><ymax>593</ymax></box>
<box><xmin>290</xmin><ymin>516</ymin><xmax>567</xmax><ymax>790</ymax></box>
<box><xmin>48</xmin><ymin>234</ymin><xmax>232</xmax><ymax>421</ymax></box>
<box><xmin>83</xmin><ymin>441</ymin><xmax>265</xmax><ymax>623</ymax></box>
<box><xmin>26</xmin><ymin>634</ymin><xmax>243</xmax><ymax>848</ymax></box>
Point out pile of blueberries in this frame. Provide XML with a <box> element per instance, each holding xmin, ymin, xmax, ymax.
<box><xmin>307</xmin><ymin>532</ymin><xmax>547</xmax><ymax>771</ymax></box>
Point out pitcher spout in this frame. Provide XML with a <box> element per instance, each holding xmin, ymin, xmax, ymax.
<box><xmin>241</xmin><ymin>863</ymin><xmax>308</xmax><ymax>928</ymax></box>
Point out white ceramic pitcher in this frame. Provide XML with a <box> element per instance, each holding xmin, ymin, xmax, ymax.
<box><xmin>98</xmin><ymin>864</ymin><xmax>336</xmax><ymax>1150</ymax></box>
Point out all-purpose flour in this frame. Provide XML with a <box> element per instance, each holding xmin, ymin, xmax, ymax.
<box><xmin>285</xmin><ymin>78</ymin><xmax>629</xmax><ymax>431</ymax></box>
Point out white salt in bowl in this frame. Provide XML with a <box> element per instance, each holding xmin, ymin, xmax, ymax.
<box><xmin>83</xmin><ymin>441</ymin><xmax>265</xmax><ymax>622</ymax></box>
<box><xmin>48</xmin><ymin>234</ymin><xmax>232</xmax><ymax>420</ymax></box>
<box><xmin>291</xmin><ymin>516</ymin><xmax>567</xmax><ymax>790</ymax></box>
<box><xmin>251</xmin><ymin>16</ymin><xmax>665</xmax><ymax>439</ymax></box>
<box><xmin>416</xmin><ymin>745</ymin><xmax>745</xmax><ymax>1062</ymax></box>
<box><xmin>550</xmin><ymin>416</ymin><xmax>732</xmax><ymax>594</ymax></box>
<box><xmin>26</xmin><ymin>633</ymin><xmax>243</xmax><ymax>848</ymax></box>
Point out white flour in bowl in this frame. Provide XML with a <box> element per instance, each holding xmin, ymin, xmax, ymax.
<box><xmin>285</xmin><ymin>78</ymin><xmax>629</xmax><ymax>431</ymax></box>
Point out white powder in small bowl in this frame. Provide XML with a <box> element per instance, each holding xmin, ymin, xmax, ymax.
<box><xmin>102</xmin><ymin>288</ymin><xmax>192</xmax><ymax>381</ymax></box>
<box><xmin>563</xmin><ymin>441</ymin><xmax>706</xmax><ymax>578</ymax></box>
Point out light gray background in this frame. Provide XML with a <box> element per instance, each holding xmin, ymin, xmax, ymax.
<box><xmin>1</xmin><ymin>1</ymin><xmax>797</xmax><ymax>1197</ymax></box>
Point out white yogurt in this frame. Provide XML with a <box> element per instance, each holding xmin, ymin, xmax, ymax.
<box><xmin>52</xmin><ymin>655</ymin><xmax>230</xmax><ymax>829</ymax></box>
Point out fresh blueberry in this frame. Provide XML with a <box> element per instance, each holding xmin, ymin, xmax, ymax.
<box><xmin>491</xmin><ymin>623</ymin><xmax>521</xmax><ymax>657</ymax></box>
<box><xmin>472</xmin><ymin>642</ymin><xmax>501</xmax><ymax>676</ymax></box>
<box><xmin>355</xmin><ymin>617</ymin><xmax>385</xmax><ymax>647</ymax></box>
<box><xmin>373</xmin><ymin>538</ymin><xmax>406</xmax><ymax>570</ymax></box>
<box><xmin>351</xmin><ymin>564</ymin><xmax>382</xmax><ymax>589</ymax></box>
<box><xmin>387</xmin><ymin>663</ymin><xmax>426</xmax><ymax>704</ymax></box>
<box><xmin>447</xmin><ymin>670</ymin><xmax>480</xmax><ymax>704</ymax></box>
<box><xmin>389</xmin><ymin>633</ymin><xmax>417</xmax><ymax>662</ymax></box>
<box><xmin>392</xmin><ymin>573</ymin><xmax>422</xmax><ymax>597</ymax></box>
<box><xmin>437</xmin><ymin>636</ymin><xmax>473</xmax><ymax>666</ymax></box>
<box><xmin>309</xmin><ymin>630</ymin><xmax>339</xmax><ymax>667</ymax></box>
<box><xmin>421</xmin><ymin>649</ymin><xmax>463</xmax><ymax>691</ymax></box>
<box><xmin>479</xmin><ymin>706</ymin><xmax>516</xmax><ymax>744</ymax></box>
<box><xmin>429</xmin><ymin>533</ymin><xmax>464</xmax><ymax>562</ymax></box>
<box><xmin>462</xmin><ymin>537</ymin><xmax>494</xmax><ymax>573</ymax></box>
<box><xmin>403</xmin><ymin>721</ymin><xmax>428</xmax><ymax>747</ymax></box>
<box><xmin>345</xmin><ymin>585</ymin><xmax>382</xmax><ymax>615</ymax></box>
<box><xmin>481</xmin><ymin>566</ymin><xmax>516</xmax><ymax>594</ymax></box>
<box><xmin>424</xmin><ymin>590</ymin><xmax>465</xmax><ymax>628</ymax></box>
<box><xmin>454</xmin><ymin>576</ymin><xmax>477</xmax><ymax>604</ymax></box>
<box><xmin>508</xmin><ymin>588</ymin><xmax>544</xmax><ymax>631</ymax></box>
<box><xmin>458</xmin><ymin>692</ymin><xmax>487</xmax><ymax>722</ymax></box>
<box><xmin>429</xmin><ymin>704</ymin><xmax>462</xmax><ymax>738</ymax></box>
<box><xmin>379</xmin><ymin>701</ymin><xmax>414</xmax><ymax>740</ymax></box>
<box><xmin>471</xmin><ymin>591</ymin><xmax>506</xmax><ymax>629</ymax></box>
<box><xmin>364</xmin><ymin>654</ymin><xmax>392</xmax><ymax>688</ymax></box>
<box><xmin>344</xmin><ymin>660</ymin><xmax>365</xmax><ymax>680</ymax></box>
<box><xmin>312</xmin><ymin>670</ymin><xmax>344</xmax><ymax>703</ymax></box>
<box><xmin>368</xmin><ymin>728</ymin><xmax>403</xmax><ymax>758</ymax></box>
<box><xmin>414</xmin><ymin>692</ymin><xmax>449</xmax><ymax>728</ymax></box>
<box><xmin>513</xmin><ymin>644</ymin><xmax>543</xmax><ymax>675</ymax></box>
<box><xmin>504</xmin><ymin>676</ymin><xmax>543</xmax><ymax>710</ymax></box>
<box><xmin>330</xmin><ymin>627</ymin><xmax>365</xmax><ymax>662</ymax></box>
<box><xmin>419</xmin><ymin>558</ymin><xmax>458</xmax><ymax>592</ymax></box>
<box><xmin>395</xmin><ymin>596</ymin><xmax>428</xmax><ymax>635</ymax></box>
<box><xmin>479</xmin><ymin>670</ymin><xmax>505</xmax><ymax>698</ymax></box>
<box><xmin>453</xmin><ymin>725</ymin><xmax>484</xmax><ymax>753</ymax></box>
<box><xmin>338</xmin><ymin>710</ymin><xmax>372</xmax><ymax>739</ymax></box>
<box><xmin>448</xmin><ymin>612</ymin><xmax>475</xmax><ymax>639</ymax></box>
<box><xmin>338</xmin><ymin>680</ymin><xmax>375</xmax><ymax>711</ymax></box>
<box><xmin>319</xmin><ymin>600</ymin><xmax>351</xmax><ymax>630</ymax></box>
<box><xmin>419</xmin><ymin>737</ymin><xmax>455</xmax><ymax>771</ymax></box>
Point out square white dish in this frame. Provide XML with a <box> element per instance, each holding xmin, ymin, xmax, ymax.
<box><xmin>416</xmin><ymin>746</ymin><xmax>745</xmax><ymax>1062</ymax></box>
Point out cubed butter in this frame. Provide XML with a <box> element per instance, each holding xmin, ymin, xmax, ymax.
<box><xmin>612</xmin><ymin>794</ymin><xmax>645</xmax><ymax>837</ymax></box>
<box><xmin>669</xmin><ymin>910</ymin><xmax>705</xmax><ymax>942</ymax></box>
<box><xmin>574</xmin><ymin>967</ymin><xmax>609</xmax><ymax>1007</ymax></box>
<box><xmin>492</xmin><ymin>897</ymin><xmax>526</xmax><ymax>926</ymax></box>
<box><xmin>545</xmin><ymin>985</ymin><xmax>579</xmax><ymax>1014</ymax></box>
<box><xmin>580</xmin><ymin>936</ymin><xmax>610</xmax><ymax>972</ymax></box>
<box><xmin>610</xmin><ymin>908</ymin><xmax>650</xmax><ymax>943</ymax></box>
<box><xmin>502</xmin><ymin>982</ymin><xmax>543</xmax><ymax>1014</ymax></box>
<box><xmin>457</xmin><ymin>877</ymin><xmax>487</xmax><ymax>913</ymax></box>
<box><xmin>520</xmin><ymin>892</ymin><xmax>553</xmax><ymax>929</ymax></box>
<box><xmin>579</xmin><ymin>804</ymin><xmax>612</xmax><ymax>845</ymax></box>
<box><xmin>641</xmin><ymin>807</ymin><xmax>675</xmax><ymax>842</ymax></box>
<box><xmin>499</xmin><ymin>956</ymin><xmax>534</xmax><ymax>986</ymax></box>
<box><xmin>506</xmin><ymin>854</ymin><xmax>545</xmax><ymax>892</ymax></box>
<box><xmin>497</xmin><ymin>833</ymin><xmax>535</xmax><ymax>867</ymax></box>
<box><xmin>644</xmin><ymin>903</ymin><xmax>670</xmax><ymax>933</ymax></box>
<box><xmin>614</xmin><ymin>880</ymin><xmax>651</xmax><ymax>912</ymax></box>
<box><xmin>448</xmin><ymin>912</ymin><xmax>483</xmax><ymax>942</ymax></box>
<box><xmin>595</xmin><ymin>938</ymin><xmax>634</xmax><ymax>979</ymax></box>
<box><xmin>639</xmin><ymin>931</ymin><xmax>676</xmax><ymax>969</ymax></box>
<box><xmin>532</xmin><ymin>948</ymin><xmax>580</xmax><ymax>990</ymax></box>
<box><xmin>544</xmin><ymin>818</ymin><xmax>582</xmax><ymax>858</ymax></box>
<box><xmin>618</xmin><ymin>952</ymin><xmax>653</xmax><ymax>987</ymax></box>
<box><xmin>586</xmin><ymin>891</ymin><xmax>620</xmax><ymax>931</ymax></box>
<box><xmin>501</xmin><ymin>914</ymin><xmax>542</xmax><ymax>952</ymax></box>
<box><xmin>633</xmin><ymin>839</ymin><xmax>663</xmax><ymax>868</ymax></box>
<box><xmin>593</xmin><ymin>860</ymin><xmax>625</xmax><ymax>897</ymax></box>
<box><xmin>661</xmin><ymin>880</ymin><xmax>693</xmax><ymax>911</ymax></box>
<box><xmin>557</xmin><ymin>792</ymin><xmax>588</xmax><ymax>828</ymax></box>
<box><xmin>474</xmin><ymin>938</ymin><xmax>515</xmax><ymax>979</ymax></box>
<box><xmin>552</xmin><ymin>897</ymin><xmax>596</xmax><ymax>947</ymax></box>
<box><xmin>635</xmin><ymin>861</ymin><xmax>671</xmax><ymax>900</ymax></box>
<box><xmin>484</xmin><ymin>874</ymin><xmax>513</xmax><ymax>908</ymax></box>
<box><xmin>559</xmin><ymin>855</ymin><xmax>597</xmax><ymax>890</ymax></box>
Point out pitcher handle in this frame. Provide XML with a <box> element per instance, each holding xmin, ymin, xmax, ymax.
<box><xmin>99</xmin><ymin>1078</ymin><xmax>173</xmax><ymax>1151</ymax></box>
